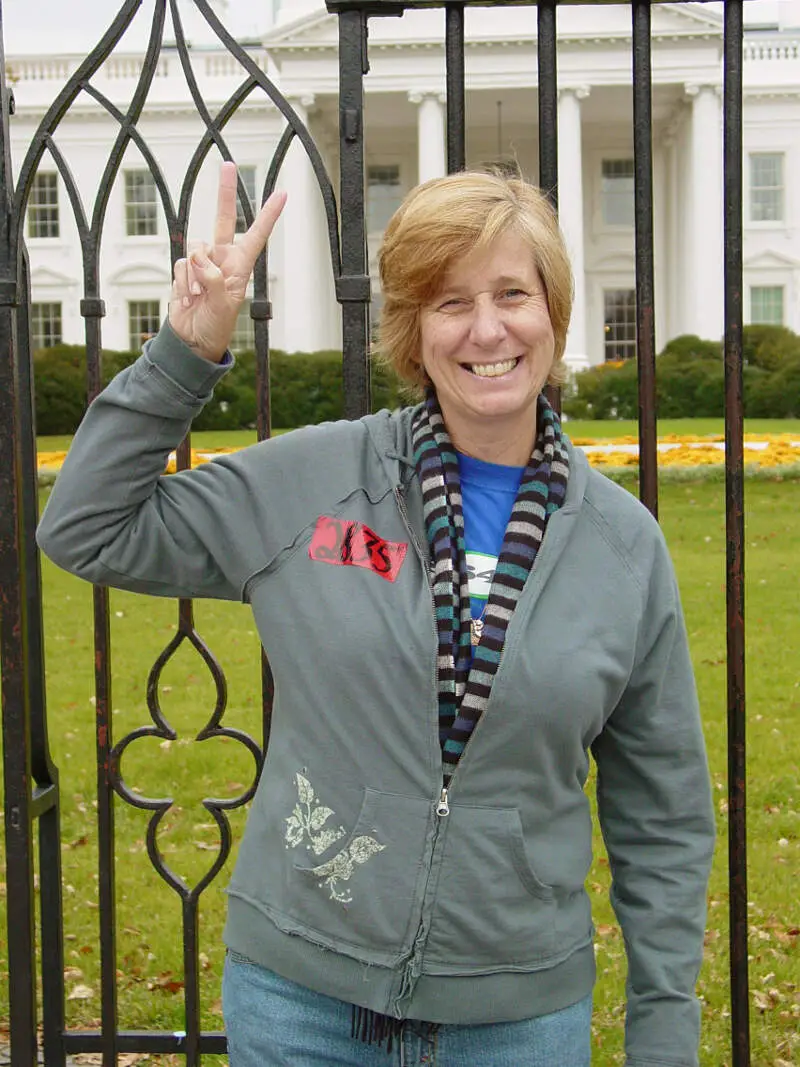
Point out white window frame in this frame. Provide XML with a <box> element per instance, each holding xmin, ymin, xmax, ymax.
<box><xmin>124</xmin><ymin>169</ymin><xmax>159</xmax><ymax>237</ymax></box>
<box><xmin>231</xmin><ymin>299</ymin><xmax>255</xmax><ymax>353</ymax></box>
<box><xmin>235</xmin><ymin>166</ymin><xmax>258</xmax><ymax>234</ymax></box>
<box><xmin>602</xmin><ymin>287</ymin><xmax>637</xmax><ymax>362</ymax></box>
<box><xmin>749</xmin><ymin>284</ymin><xmax>784</xmax><ymax>326</ymax></box>
<box><xmin>128</xmin><ymin>300</ymin><xmax>161</xmax><ymax>350</ymax></box>
<box><xmin>599</xmin><ymin>157</ymin><xmax>635</xmax><ymax>230</ymax></box>
<box><xmin>28</xmin><ymin>172</ymin><xmax>60</xmax><ymax>240</ymax></box>
<box><xmin>748</xmin><ymin>152</ymin><xmax>784</xmax><ymax>225</ymax></box>
<box><xmin>366</xmin><ymin>161</ymin><xmax>405</xmax><ymax>237</ymax></box>
<box><xmin>31</xmin><ymin>302</ymin><xmax>63</xmax><ymax>350</ymax></box>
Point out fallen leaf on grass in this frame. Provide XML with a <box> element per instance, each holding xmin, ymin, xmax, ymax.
<box><xmin>147</xmin><ymin>971</ymin><xmax>185</xmax><ymax>994</ymax></box>
<box><xmin>66</xmin><ymin>984</ymin><xmax>95</xmax><ymax>1001</ymax></box>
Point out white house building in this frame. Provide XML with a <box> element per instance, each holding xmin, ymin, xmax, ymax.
<box><xmin>6</xmin><ymin>0</ymin><xmax>800</xmax><ymax>369</ymax></box>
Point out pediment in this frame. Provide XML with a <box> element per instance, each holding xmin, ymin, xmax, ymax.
<box><xmin>30</xmin><ymin>265</ymin><xmax>73</xmax><ymax>287</ymax></box>
<box><xmin>108</xmin><ymin>262</ymin><xmax>172</xmax><ymax>285</ymax></box>
<box><xmin>265</xmin><ymin>11</ymin><xmax>337</xmax><ymax>49</ymax></box>
<box><xmin>744</xmin><ymin>249</ymin><xmax>800</xmax><ymax>269</ymax></box>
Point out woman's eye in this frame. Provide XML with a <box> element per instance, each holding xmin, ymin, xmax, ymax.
<box><xmin>439</xmin><ymin>298</ymin><xmax>467</xmax><ymax>311</ymax></box>
<box><xmin>500</xmin><ymin>288</ymin><xmax>526</xmax><ymax>300</ymax></box>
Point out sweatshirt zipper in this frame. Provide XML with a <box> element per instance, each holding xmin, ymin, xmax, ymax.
<box><xmin>393</xmin><ymin>483</ymin><xmax>492</xmax><ymax>821</ymax></box>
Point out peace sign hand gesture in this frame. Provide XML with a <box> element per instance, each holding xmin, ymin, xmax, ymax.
<box><xmin>169</xmin><ymin>161</ymin><xmax>286</xmax><ymax>363</ymax></box>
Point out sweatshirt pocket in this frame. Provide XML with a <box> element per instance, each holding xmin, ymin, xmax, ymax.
<box><xmin>280</xmin><ymin>786</ymin><xmax>433</xmax><ymax>962</ymax></box>
<box><xmin>422</xmin><ymin>805</ymin><xmax>558</xmax><ymax>973</ymax></box>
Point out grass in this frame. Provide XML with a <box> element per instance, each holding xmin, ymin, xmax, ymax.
<box><xmin>1</xmin><ymin>480</ymin><xmax>799</xmax><ymax>1066</ymax></box>
<box><xmin>34</xmin><ymin>417</ymin><xmax>800</xmax><ymax>456</ymax></box>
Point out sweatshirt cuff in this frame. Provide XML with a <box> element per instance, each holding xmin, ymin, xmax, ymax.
<box><xmin>143</xmin><ymin>319</ymin><xmax>233</xmax><ymax>398</ymax></box>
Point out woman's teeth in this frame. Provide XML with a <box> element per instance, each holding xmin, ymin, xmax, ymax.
<box><xmin>468</xmin><ymin>358</ymin><xmax>519</xmax><ymax>378</ymax></box>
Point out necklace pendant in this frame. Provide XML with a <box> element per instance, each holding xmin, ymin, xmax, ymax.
<box><xmin>470</xmin><ymin>618</ymin><xmax>484</xmax><ymax>646</ymax></box>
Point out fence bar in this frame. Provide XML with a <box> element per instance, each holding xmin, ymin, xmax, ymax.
<box><xmin>0</xmin><ymin>31</ymin><xmax>40</xmax><ymax>1062</ymax></box>
<box><xmin>445</xmin><ymin>4</ymin><xmax>466</xmax><ymax>172</ymax></box>
<box><xmin>722</xmin><ymin>1</ymin><xmax>750</xmax><ymax>1063</ymax></box>
<box><xmin>631</xmin><ymin>0</ymin><xmax>658</xmax><ymax>517</ymax></box>
<box><xmin>82</xmin><ymin>287</ymin><xmax>119</xmax><ymax>1067</ymax></box>
<box><xmin>537</xmin><ymin>0</ymin><xmax>557</xmax><ymax>208</ymax></box>
<box><xmin>536</xmin><ymin>0</ymin><xmax>560</xmax><ymax>413</ymax></box>
<box><xmin>62</xmin><ymin>1031</ymin><xmax>228</xmax><ymax>1055</ymax></box>
<box><xmin>337</xmin><ymin>10</ymin><xmax>371</xmax><ymax>418</ymax></box>
<box><xmin>15</xmin><ymin>252</ymin><xmax>68</xmax><ymax>1067</ymax></box>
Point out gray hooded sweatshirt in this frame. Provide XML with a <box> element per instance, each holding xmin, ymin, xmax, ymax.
<box><xmin>37</xmin><ymin>324</ymin><xmax>715</xmax><ymax>1067</ymax></box>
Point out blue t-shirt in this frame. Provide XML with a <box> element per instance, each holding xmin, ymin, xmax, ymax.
<box><xmin>456</xmin><ymin>451</ymin><xmax>525</xmax><ymax>621</ymax></box>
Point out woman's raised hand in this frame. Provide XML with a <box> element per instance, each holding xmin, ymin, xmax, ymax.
<box><xmin>169</xmin><ymin>162</ymin><xmax>286</xmax><ymax>363</ymax></box>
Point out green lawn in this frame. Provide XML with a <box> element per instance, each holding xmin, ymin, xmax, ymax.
<box><xmin>35</xmin><ymin>417</ymin><xmax>800</xmax><ymax>455</ymax></box>
<box><xmin>1</xmin><ymin>481</ymin><xmax>798</xmax><ymax>1065</ymax></box>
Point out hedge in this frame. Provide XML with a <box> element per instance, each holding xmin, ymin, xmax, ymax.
<box><xmin>32</xmin><ymin>343</ymin><xmax>410</xmax><ymax>436</ymax></box>
<box><xmin>32</xmin><ymin>323</ymin><xmax>800</xmax><ymax>435</ymax></box>
<box><xmin>562</xmin><ymin>326</ymin><xmax>800</xmax><ymax>420</ymax></box>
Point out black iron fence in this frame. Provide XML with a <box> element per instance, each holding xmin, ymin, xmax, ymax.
<box><xmin>0</xmin><ymin>1</ymin><xmax>749</xmax><ymax>1064</ymax></box>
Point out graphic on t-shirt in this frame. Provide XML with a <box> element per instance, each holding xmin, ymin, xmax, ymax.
<box><xmin>466</xmin><ymin>550</ymin><xmax>498</xmax><ymax>601</ymax></box>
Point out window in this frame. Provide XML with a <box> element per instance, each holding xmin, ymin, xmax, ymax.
<box><xmin>231</xmin><ymin>301</ymin><xmax>255</xmax><ymax>352</ymax></box>
<box><xmin>28</xmin><ymin>173</ymin><xmax>59</xmax><ymax>238</ymax></box>
<box><xmin>128</xmin><ymin>300</ymin><xmax>161</xmax><ymax>350</ymax></box>
<box><xmin>31</xmin><ymin>303</ymin><xmax>62</xmax><ymax>350</ymax></box>
<box><xmin>601</xmin><ymin>159</ymin><xmax>635</xmax><ymax>227</ymax></box>
<box><xmin>367</xmin><ymin>165</ymin><xmax>402</xmax><ymax>233</ymax></box>
<box><xmin>749</xmin><ymin>153</ymin><xmax>784</xmax><ymax>222</ymax></box>
<box><xmin>750</xmin><ymin>285</ymin><xmax>784</xmax><ymax>325</ymax></box>
<box><xmin>603</xmin><ymin>289</ymin><xmax>637</xmax><ymax>361</ymax></box>
<box><xmin>125</xmin><ymin>170</ymin><xmax>158</xmax><ymax>235</ymax></box>
<box><xmin>236</xmin><ymin>166</ymin><xmax>258</xmax><ymax>234</ymax></box>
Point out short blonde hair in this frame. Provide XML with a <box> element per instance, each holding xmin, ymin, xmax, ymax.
<box><xmin>377</xmin><ymin>171</ymin><xmax>573</xmax><ymax>392</ymax></box>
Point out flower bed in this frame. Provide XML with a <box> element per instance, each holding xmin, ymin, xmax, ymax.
<box><xmin>36</xmin><ymin>432</ymin><xmax>800</xmax><ymax>485</ymax></box>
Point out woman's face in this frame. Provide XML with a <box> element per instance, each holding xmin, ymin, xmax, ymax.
<box><xmin>418</xmin><ymin>230</ymin><xmax>555</xmax><ymax>456</ymax></box>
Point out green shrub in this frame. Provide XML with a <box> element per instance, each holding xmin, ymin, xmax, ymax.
<box><xmin>658</xmin><ymin>335</ymin><xmax>722</xmax><ymax>363</ymax></box>
<box><xmin>563</xmin><ymin>329</ymin><xmax>800</xmax><ymax>421</ymax></box>
<box><xmin>745</xmin><ymin>356</ymin><xmax>800</xmax><ymax>418</ymax></box>
<box><xmin>32</xmin><ymin>342</ymin><xmax>409</xmax><ymax>435</ymax></box>
<box><xmin>33</xmin><ymin>344</ymin><xmax>139</xmax><ymax>436</ymax></box>
<box><xmin>562</xmin><ymin>360</ymin><xmax>639</xmax><ymax>420</ymax></box>
<box><xmin>742</xmin><ymin>324</ymin><xmax>800</xmax><ymax>372</ymax></box>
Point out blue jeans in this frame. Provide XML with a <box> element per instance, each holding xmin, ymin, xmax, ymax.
<box><xmin>222</xmin><ymin>951</ymin><xmax>593</xmax><ymax>1066</ymax></box>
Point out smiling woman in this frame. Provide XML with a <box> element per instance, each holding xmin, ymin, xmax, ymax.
<box><xmin>37</xmin><ymin>165</ymin><xmax>715</xmax><ymax>1067</ymax></box>
<box><xmin>416</xmin><ymin>231</ymin><xmax>556</xmax><ymax>465</ymax></box>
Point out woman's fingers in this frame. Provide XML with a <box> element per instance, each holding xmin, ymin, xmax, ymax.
<box><xmin>214</xmin><ymin>161</ymin><xmax>239</xmax><ymax>248</ymax></box>
<box><xmin>238</xmin><ymin>190</ymin><xmax>287</xmax><ymax>272</ymax></box>
<box><xmin>172</xmin><ymin>258</ymin><xmax>191</xmax><ymax>307</ymax></box>
<box><xmin>190</xmin><ymin>249</ymin><xmax>226</xmax><ymax>298</ymax></box>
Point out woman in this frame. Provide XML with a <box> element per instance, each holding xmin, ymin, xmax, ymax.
<box><xmin>38</xmin><ymin>164</ymin><xmax>715</xmax><ymax>1066</ymax></box>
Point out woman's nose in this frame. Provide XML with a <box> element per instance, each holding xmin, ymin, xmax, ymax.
<box><xmin>468</xmin><ymin>298</ymin><xmax>506</xmax><ymax>346</ymax></box>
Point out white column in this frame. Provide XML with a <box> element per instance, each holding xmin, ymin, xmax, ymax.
<box><xmin>557</xmin><ymin>87</ymin><xmax>590</xmax><ymax>371</ymax></box>
<box><xmin>685</xmin><ymin>83</ymin><xmax>724</xmax><ymax>340</ymax></box>
<box><xmin>409</xmin><ymin>92</ymin><xmax>446</xmax><ymax>184</ymax></box>
<box><xmin>277</xmin><ymin>95</ymin><xmax>338</xmax><ymax>352</ymax></box>
<box><xmin>664</xmin><ymin>123</ymin><xmax>680</xmax><ymax>342</ymax></box>
<box><xmin>653</xmin><ymin>142</ymin><xmax>668</xmax><ymax>355</ymax></box>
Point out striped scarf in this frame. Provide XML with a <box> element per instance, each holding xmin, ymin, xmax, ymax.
<box><xmin>412</xmin><ymin>390</ymin><xmax>570</xmax><ymax>781</ymax></box>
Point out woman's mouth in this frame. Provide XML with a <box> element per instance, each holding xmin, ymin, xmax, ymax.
<box><xmin>464</xmin><ymin>357</ymin><xmax>520</xmax><ymax>378</ymax></box>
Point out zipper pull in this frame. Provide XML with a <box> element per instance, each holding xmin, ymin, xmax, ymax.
<box><xmin>436</xmin><ymin>787</ymin><xmax>450</xmax><ymax>817</ymax></box>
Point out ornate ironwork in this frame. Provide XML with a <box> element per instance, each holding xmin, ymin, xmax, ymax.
<box><xmin>0</xmin><ymin>1</ymin><xmax>751</xmax><ymax>1064</ymax></box>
